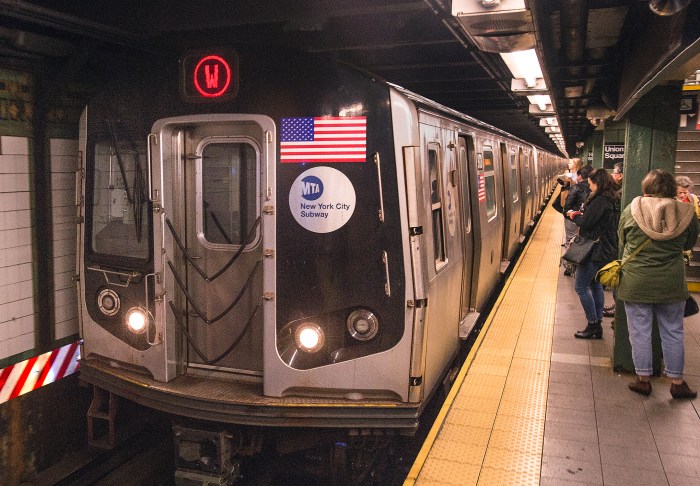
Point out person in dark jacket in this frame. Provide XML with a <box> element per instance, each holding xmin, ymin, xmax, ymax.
<box><xmin>562</xmin><ymin>165</ymin><xmax>593</xmax><ymax>276</ymax></box>
<box><xmin>603</xmin><ymin>162</ymin><xmax>624</xmax><ymax>317</ymax></box>
<box><xmin>619</xmin><ymin>169</ymin><xmax>699</xmax><ymax>399</ymax></box>
<box><xmin>566</xmin><ymin>168</ymin><xmax>618</xmax><ymax>339</ymax></box>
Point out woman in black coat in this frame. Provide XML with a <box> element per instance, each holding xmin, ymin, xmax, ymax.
<box><xmin>566</xmin><ymin>168</ymin><xmax>618</xmax><ymax>339</ymax></box>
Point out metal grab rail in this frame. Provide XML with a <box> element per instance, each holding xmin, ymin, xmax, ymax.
<box><xmin>166</xmin><ymin>259</ymin><xmax>262</xmax><ymax>325</ymax></box>
<box><xmin>168</xmin><ymin>299</ymin><xmax>261</xmax><ymax>365</ymax></box>
<box><xmin>165</xmin><ymin>216</ymin><xmax>261</xmax><ymax>283</ymax></box>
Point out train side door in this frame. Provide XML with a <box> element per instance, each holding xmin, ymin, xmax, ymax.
<box><xmin>500</xmin><ymin>143</ymin><xmax>522</xmax><ymax>262</ymax></box>
<box><xmin>152</xmin><ymin>115</ymin><xmax>275</xmax><ymax>378</ymax></box>
<box><xmin>519</xmin><ymin>147</ymin><xmax>533</xmax><ymax>233</ymax></box>
<box><xmin>471</xmin><ymin>139</ymin><xmax>504</xmax><ymax>311</ymax></box>
<box><xmin>457</xmin><ymin>135</ymin><xmax>476</xmax><ymax>335</ymax></box>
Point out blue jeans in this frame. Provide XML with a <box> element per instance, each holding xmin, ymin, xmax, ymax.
<box><xmin>624</xmin><ymin>301</ymin><xmax>685</xmax><ymax>378</ymax></box>
<box><xmin>574</xmin><ymin>260</ymin><xmax>605</xmax><ymax>322</ymax></box>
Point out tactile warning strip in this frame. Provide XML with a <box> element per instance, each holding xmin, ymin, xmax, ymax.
<box><xmin>405</xmin><ymin>193</ymin><xmax>563</xmax><ymax>486</ymax></box>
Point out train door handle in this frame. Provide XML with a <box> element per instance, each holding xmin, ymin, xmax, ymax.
<box><xmin>382</xmin><ymin>251</ymin><xmax>391</xmax><ymax>297</ymax></box>
<box><xmin>374</xmin><ymin>152</ymin><xmax>385</xmax><ymax>223</ymax></box>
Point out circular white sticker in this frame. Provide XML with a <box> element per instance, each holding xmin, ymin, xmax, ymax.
<box><xmin>289</xmin><ymin>166</ymin><xmax>356</xmax><ymax>233</ymax></box>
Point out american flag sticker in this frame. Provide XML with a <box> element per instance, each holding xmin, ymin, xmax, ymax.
<box><xmin>280</xmin><ymin>116</ymin><xmax>367</xmax><ymax>163</ymax></box>
<box><xmin>478</xmin><ymin>174</ymin><xmax>486</xmax><ymax>202</ymax></box>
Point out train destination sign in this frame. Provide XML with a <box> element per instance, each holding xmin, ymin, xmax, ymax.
<box><xmin>180</xmin><ymin>49</ymin><xmax>239</xmax><ymax>102</ymax></box>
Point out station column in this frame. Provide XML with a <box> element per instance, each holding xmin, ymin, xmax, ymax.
<box><xmin>613</xmin><ymin>82</ymin><xmax>684</xmax><ymax>372</ymax></box>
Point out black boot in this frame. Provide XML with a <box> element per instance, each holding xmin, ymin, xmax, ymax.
<box><xmin>574</xmin><ymin>319</ymin><xmax>602</xmax><ymax>339</ymax></box>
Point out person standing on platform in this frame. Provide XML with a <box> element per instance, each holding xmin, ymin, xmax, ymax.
<box><xmin>619</xmin><ymin>169</ymin><xmax>698</xmax><ymax>399</ymax></box>
<box><xmin>567</xmin><ymin>168</ymin><xmax>618</xmax><ymax>339</ymax></box>
<box><xmin>603</xmin><ymin>162</ymin><xmax>624</xmax><ymax>318</ymax></box>
<box><xmin>562</xmin><ymin>164</ymin><xmax>593</xmax><ymax>276</ymax></box>
<box><xmin>675</xmin><ymin>175</ymin><xmax>700</xmax><ymax>219</ymax></box>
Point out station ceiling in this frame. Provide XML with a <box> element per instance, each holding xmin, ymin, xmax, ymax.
<box><xmin>1</xmin><ymin>0</ymin><xmax>698</xmax><ymax>157</ymax></box>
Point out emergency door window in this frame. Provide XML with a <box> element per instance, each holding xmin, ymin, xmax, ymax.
<box><xmin>429</xmin><ymin>146</ymin><xmax>447</xmax><ymax>266</ymax></box>
<box><xmin>483</xmin><ymin>148</ymin><xmax>497</xmax><ymax>219</ymax></box>
<box><xmin>510</xmin><ymin>152</ymin><xmax>519</xmax><ymax>203</ymax></box>
<box><xmin>523</xmin><ymin>150</ymin><xmax>531</xmax><ymax>194</ymax></box>
<box><xmin>201</xmin><ymin>142</ymin><xmax>258</xmax><ymax>245</ymax></box>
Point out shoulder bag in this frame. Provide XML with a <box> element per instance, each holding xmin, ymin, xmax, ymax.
<box><xmin>595</xmin><ymin>238</ymin><xmax>651</xmax><ymax>289</ymax></box>
<box><xmin>562</xmin><ymin>234</ymin><xmax>599</xmax><ymax>265</ymax></box>
<box><xmin>685</xmin><ymin>295</ymin><xmax>699</xmax><ymax>317</ymax></box>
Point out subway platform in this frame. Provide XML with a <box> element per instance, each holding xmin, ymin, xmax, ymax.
<box><xmin>404</xmin><ymin>196</ymin><xmax>700</xmax><ymax>485</ymax></box>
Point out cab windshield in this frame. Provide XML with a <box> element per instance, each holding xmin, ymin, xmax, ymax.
<box><xmin>87</xmin><ymin>126</ymin><xmax>151</xmax><ymax>264</ymax></box>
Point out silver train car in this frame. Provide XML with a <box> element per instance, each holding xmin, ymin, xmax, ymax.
<box><xmin>76</xmin><ymin>46</ymin><xmax>563</xmax><ymax>481</ymax></box>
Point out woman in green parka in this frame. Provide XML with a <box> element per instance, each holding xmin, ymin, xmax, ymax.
<box><xmin>619</xmin><ymin>169</ymin><xmax>699</xmax><ymax>399</ymax></box>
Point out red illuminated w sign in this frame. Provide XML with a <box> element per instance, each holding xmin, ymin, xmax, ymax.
<box><xmin>205</xmin><ymin>64</ymin><xmax>219</xmax><ymax>89</ymax></box>
<box><xmin>194</xmin><ymin>55</ymin><xmax>231</xmax><ymax>98</ymax></box>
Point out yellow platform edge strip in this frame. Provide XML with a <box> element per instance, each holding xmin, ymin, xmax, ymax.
<box><xmin>403</xmin><ymin>189</ymin><xmax>560</xmax><ymax>485</ymax></box>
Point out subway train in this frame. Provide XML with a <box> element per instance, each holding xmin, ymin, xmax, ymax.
<box><xmin>75</xmin><ymin>46</ymin><xmax>564</xmax><ymax>482</ymax></box>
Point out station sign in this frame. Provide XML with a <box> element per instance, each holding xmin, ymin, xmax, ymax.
<box><xmin>179</xmin><ymin>49</ymin><xmax>239</xmax><ymax>102</ymax></box>
<box><xmin>603</xmin><ymin>142</ymin><xmax>624</xmax><ymax>169</ymax></box>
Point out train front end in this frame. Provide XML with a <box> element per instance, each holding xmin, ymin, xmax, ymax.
<box><xmin>76</xmin><ymin>47</ymin><xmax>427</xmax><ymax>434</ymax></box>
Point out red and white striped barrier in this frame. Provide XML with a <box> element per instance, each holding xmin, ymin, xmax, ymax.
<box><xmin>0</xmin><ymin>341</ymin><xmax>81</xmax><ymax>404</ymax></box>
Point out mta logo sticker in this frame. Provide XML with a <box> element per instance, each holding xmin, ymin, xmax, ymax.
<box><xmin>289</xmin><ymin>167</ymin><xmax>356</xmax><ymax>233</ymax></box>
<box><xmin>301</xmin><ymin>176</ymin><xmax>323</xmax><ymax>201</ymax></box>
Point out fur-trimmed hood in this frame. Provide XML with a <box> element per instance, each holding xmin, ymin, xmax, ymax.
<box><xmin>630</xmin><ymin>196</ymin><xmax>696</xmax><ymax>241</ymax></box>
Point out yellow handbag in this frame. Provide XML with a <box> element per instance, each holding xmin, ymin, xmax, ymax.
<box><xmin>596</xmin><ymin>239</ymin><xmax>651</xmax><ymax>289</ymax></box>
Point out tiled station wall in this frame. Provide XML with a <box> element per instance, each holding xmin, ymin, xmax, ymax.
<box><xmin>0</xmin><ymin>136</ymin><xmax>34</xmax><ymax>359</ymax></box>
<box><xmin>0</xmin><ymin>135</ymin><xmax>79</xmax><ymax>361</ymax></box>
<box><xmin>50</xmin><ymin>139</ymin><xmax>79</xmax><ymax>341</ymax></box>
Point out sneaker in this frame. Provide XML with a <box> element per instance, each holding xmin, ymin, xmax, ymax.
<box><xmin>670</xmin><ymin>381</ymin><xmax>697</xmax><ymax>399</ymax></box>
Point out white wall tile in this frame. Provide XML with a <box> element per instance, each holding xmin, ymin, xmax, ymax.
<box><xmin>0</xmin><ymin>192</ymin><xmax>31</xmax><ymax>211</ymax></box>
<box><xmin>0</xmin><ymin>174</ymin><xmax>30</xmax><ymax>193</ymax></box>
<box><xmin>0</xmin><ymin>154</ymin><xmax>30</xmax><ymax>174</ymax></box>
<box><xmin>0</xmin><ymin>210</ymin><xmax>30</xmax><ymax>231</ymax></box>
<box><xmin>50</xmin><ymin>138</ymin><xmax>78</xmax><ymax>157</ymax></box>
<box><xmin>4</xmin><ymin>330</ymin><xmax>35</xmax><ymax>357</ymax></box>
<box><xmin>53</xmin><ymin>254</ymin><xmax>75</xmax><ymax>274</ymax></box>
<box><xmin>50</xmin><ymin>172</ymin><xmax>75</xmax><ymax>191</ymax></box>
<box><xmin>0</xmin><ymin>136</ymin><xmax>29</xmax><ymax>155</ymax></box>
<box><xmin>54</xmin><ymin>287</ymin><xmax>77</xmax><ymax>308</ymax></box>
<box><xmin>0</xmin><ymin>263</ymin><xmax>32</xmax><ymax>286</ymax></box>
<box><xmin>55</xmin><ymin>318</ymin><xmax>78</xmax><ymax>340</ymax></box>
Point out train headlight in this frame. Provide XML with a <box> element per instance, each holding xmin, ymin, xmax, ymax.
<box><xmin>97</xmin><ymin>289</ymin><xmax>120</xmax><ymax>317</ymax></box>
<box><xmin>295</xmin><ymin>323</ymin><xmax>325</xmax><ymax>353</ymax></box>
<box><xmin>346</xmin><ymin>309</ymin><xmax>379</xmax><ymax>341</ymax></box>
<box><xmin>125</xmin><ymin>307</ymin><xmax>148</xmax><ymax>334</ymax></box>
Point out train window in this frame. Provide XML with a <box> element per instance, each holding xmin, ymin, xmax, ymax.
<box><xmin>89</xmin><ymin>136</ymin><xmax>150</xmax><ymax>260</ymax></box>
<box><xmin>510</xmin><ymin>152</ymin><xmax>518</xmax><ymax>203</ymax></box>
<box><xmin>522</xmin><ymin>150</ymin><xmax>531</xmax><ymax>195</ymax></box>
<box><xmin>428</xmin><ymin>146</ymin><xmax>446</xmax><ymax>266</ymax></box>
<box><xmin>482</xmin><ymin>148</ymin><xmax>497</xmax><ymax>219</ymax></box>
<box><xmin>201</xmin><ymin>142</ymin><xmax>257</xmax><ymax>245</ymax></box>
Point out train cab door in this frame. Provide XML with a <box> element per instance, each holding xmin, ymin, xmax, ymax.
<box><xmin>151</xmin><ymin>115</ymin><xmax>275</xmax><ymax>379</ymax></box>
<box><xmin>456</xmin><ymin>135</ymin><xmax>476</xmax><ymax>336</ymax></box>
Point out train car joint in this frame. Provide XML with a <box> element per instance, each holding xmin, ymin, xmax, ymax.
<box><xmin>459</xmin><ymin>312</ymin><xmax>480</xmax><ymax>339</ymax></box>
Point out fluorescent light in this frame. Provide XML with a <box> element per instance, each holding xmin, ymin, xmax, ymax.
<box><xmin>500</xmin><ymin>49</ymin><xmax>543</xmax><ymax>81</ymax></box>
<box><xmin>528</xmin><ymin>94</ymin><xmax>551</xmax><ymax>111</ymax></box>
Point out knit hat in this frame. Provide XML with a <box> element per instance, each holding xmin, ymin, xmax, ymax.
<box><xmin>631</xmin><ymin>196</ymin><xmax>696</xmax><ymax>240</ymax></box>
